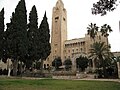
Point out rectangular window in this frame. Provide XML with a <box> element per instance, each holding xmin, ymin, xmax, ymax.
<box><xmin>68</xmin><ymin>50</ymin><xmax>70</xmax><ymax>53</ymax></box>
<box><xmin>76</xmin><ymin>49</ymin><xmax>78</xmax><ymax>52</ymax></box>
<box><xmin>64</xmin><ymin>56</ymin><xmax>66</xmax><ymax>59</ymax></box>
<box><xmin>68</xmin><ymin>56</ymin><xmax>70</xmax><ymax>58</ymax></box>
<box><xmin>72</xmin><ymin>49</ymin><xmax>74</xmax><ymax>52</ymax></box>
<box><xmin>64</xmin><ymin>50</ymin><xmax>66</xmax><ymax>53</ymax></box>
<box><xmin>63</xmin><ymin>17</ymin><xmax>65</xmax><ymax>21</ymax></box>
<box><xmin>54</xmin><ymin>44</ymin><xmax>57</xmax><ymax>46</ymax></box>
<box><xmin>55</xmin><ymin>16</ymin><xmax>59</xmax><ymax>20</ymax></box>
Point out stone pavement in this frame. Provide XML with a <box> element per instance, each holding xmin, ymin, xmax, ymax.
<box><xmin>23</xmin><ymin>76</ymin><xmax>120</xmax><ymax>83</ymax></box>
<box><xmin>1</xmin><ymin>76</ymin><xmax>120</xmax><ymax>83</ymax></box>
<box><xmin>73</xmin><ymin>78</ymin><xmax>120</xmax><ymax>83</ymax></box>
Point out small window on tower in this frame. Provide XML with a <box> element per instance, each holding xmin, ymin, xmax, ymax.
<box><xmin>55</xmin><ymin>16</ymin><xmax>59</xmax><ymax>20</ymax></box>
<box><xmin>63</xmin><ymin>17</ymin><xmax>65</xmax><ymax>21</ymax></box>
<box><xmin>55</xmin><ymin>50</ymin><xmax>57</xmax><ymax>53</ymax></box>
<box><xmin>56</xmin><ymin>7</ymin><xmax>59</xmax><ymax>10</ymax></box>
<box><xmin>54</xmin><ymin>44</ymin><xmax>58</xmax><ymax>46</ymax></box>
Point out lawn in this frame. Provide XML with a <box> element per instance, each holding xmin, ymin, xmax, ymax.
<box><xmin>0</xmin><ymin>78</ymin><xmax>120</xmax><ymax>90</ymax></box>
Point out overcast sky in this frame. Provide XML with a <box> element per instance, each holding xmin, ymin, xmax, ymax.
<box><xmin>0</xmin><ymin>0</ymin><xmax>120</xmax><ymax>52</ymax></box>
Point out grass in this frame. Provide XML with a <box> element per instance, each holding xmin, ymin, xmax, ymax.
<box><xmin>0</xmin><ymin>78</ymin><xmax>120</xmax><ymax>90</ymax></box>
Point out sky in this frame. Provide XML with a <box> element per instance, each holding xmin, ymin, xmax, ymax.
<box><xmin>0</xmin><ymin>0</ymin><xmax>120</xmax><ymax>52</ymax></box>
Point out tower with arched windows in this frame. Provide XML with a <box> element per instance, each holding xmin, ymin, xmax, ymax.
<box><xmin>51</xmin><ymin>0</ymin><xmax>67</xmax><ymax>62</ymax></box>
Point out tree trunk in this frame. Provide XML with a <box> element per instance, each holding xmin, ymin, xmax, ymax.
<box><xmin>92</xmin><ymin>59</ymin><xmax>95</xmax><ymax>71</ymax></box>
<box><xmin>40</xmin><ymin>59</ymin><xmax>43</xmax><ymax>73</ymax></box>
<box><xmin>7</xmin><ymin>58</ymin><xmax>11</xmax><ymax>77</ymax></box>
<box><xmin>8</xmin><ymin>68</ymin><xmax>11</xmax><ymax>77</ymax></box>
<box><xmin>103</xmin><ymin>66</ymin><xmax>107</xmax><ymax>78</ymax></box>
<box><xmin>13</xmin><ymin>59</ymin><xmax>18</xmax><ymax>76</ymax></box>
<box><xmin>92</xmin><ymin>38</ymin><xmax>96</xmax><ymax>71</ymax></box>
<box><xmin>102</xmin><ymin>58</ymin><xmax>107</xmax><ymax>78</ymax></box>
<box><xmin>20</xmin><ymin>61</ymin><xmax>23</xmax><ymax>77</ymax></box>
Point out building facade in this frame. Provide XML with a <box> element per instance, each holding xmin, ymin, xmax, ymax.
<box><xmin>43</xmin><ymin>0</ymin><xmax>108</xmax><ymax>69</ymax></box>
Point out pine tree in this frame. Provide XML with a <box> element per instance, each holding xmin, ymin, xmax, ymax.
<box><xmin>27</xmin><ymin>5</ymin><xmax>38</xmax><ymax>68</ymax></box>
<box><xmin>0</xmin><ymin>8</ymin><xmax>4</xmax><ymax>60</ymax></box>
<box><xmin>38</xmin><ymin>12</ymin><xmax>51</xmax><ymax>70</ymax></box>
<box><xmin>6</xmin><ymin>0</ymin><xmax>27</xmax><ymax>76</ymax></box>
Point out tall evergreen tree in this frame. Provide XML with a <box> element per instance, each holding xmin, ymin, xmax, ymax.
<box><xmin>38</xmin><ymin>12</ymin><xmax>51</xmax><ymax>70</ymax></box>
<box><xmin>0</xmin><ymin>8</ymin><xmax>4</xmax><ymax>60</ymax></box>
<box><xmin>27</xmin><ymin>5</ymin><xmax>38</xmax><ymax>68</ymax></box>
<box><xmin>6</xmin><ymin>0</ymin><xmax>27</xmax><ymax>76</ymax></box>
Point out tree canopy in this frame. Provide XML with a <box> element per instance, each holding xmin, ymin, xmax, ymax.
<box><xmin>63</xmin><ymin>58</ymin><xmax>72</xmax><ymax>71</ymax></box>
<box><xmin>52</xmin><ymin>57</ymin><xmax>62</xmax><ymax>69</ymax></box>
<box><xmin>38</xmin><ymin>12</ymin><xmax>51</xmax><ymax>60</ymax></box>
<box><xmin>89</xmin><ymin>42</ymin><xmax>114</xmax><ymax>77</ymax></box>
<box><xmin>0</xmin><ymin>8</ymin><xmax>4</xmax><ymax>60</ymax></box>
<box><xmin>5</xmin><ymin>0</ymin><xmax>28</xmax><ymax>76</ymax></box>
<box><xmin>87</xmin><ymin>23</ymin><xmax>99</xmax><ymax>40</ymax></box>
<box><xmin>27</xmin><ymin>5</ymin><xmax>38</xmax><ymax>68</ymax></box>
<box><xmin>76</xmin><ymin>56</ymin><xmax>89</xmax><ymax>72</ymax></box>
<box><xmin>92</xmin><ymin>0</ymin><xmax>119</xmax><ymax>16</ymax></box>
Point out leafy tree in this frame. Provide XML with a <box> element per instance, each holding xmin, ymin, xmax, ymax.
<box><xmin>92</xmin><ymin>0</ymin><xmax>119</xmax><ymax>16</ymax></box>
<box><xmin>0</xmin><ymin>8</ymin><xmax>4</xmax><ymax>60</ymax></box>
<box><xmin>76</xmin><ymin>56</ymin><xmax>89</xmax><ymax>72</ymax></box>
<box><xmin>27</xmin><ymin>5</ymin><xmax>38</xmax><ymax>68</ymax></box>
<box><xmin>89</xmin><ymin>42</ymin><xmax>113</xmax><ymax>78</ymax></box>
<box><xmin>36</xmin><ymin>61</ymin><xmax>41</xmax><ymax>70</ymax></box>
<box><xmin>63</xmin><ymin>58</ymin><xmax>72</xmax><ymax>71</ymax></box>
<box><xmin>38</xmin><ymin>12</ymin><xmax>51</xmax><ymax>70</ymax></box>
<box><xmin>52</xmin><ymin>57</ymin><xmax>62</xmax><ymax>70</ymax></box>
<box><xmin>5</xmin><ymin>0</ymin><xmax>27</xmax><ymax>76</ymax></box>
<box><xmin>87</xmin><ymin>23</ymin><xmax>99</xmax><ymax>42</ymax></box>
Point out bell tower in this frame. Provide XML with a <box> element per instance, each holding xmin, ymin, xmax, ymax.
<box><xmin>51</xmin><ymin>0</ymin><xmax>67</xmax><ymax>62</ymax></box>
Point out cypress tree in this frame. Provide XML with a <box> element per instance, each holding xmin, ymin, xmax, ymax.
<box><xmin>27</xmin><ymin>5</ymin><xmax>38</xmax><ymax>68</ymax></box>
<box><xmin>6</xmin><ymin>0</ymin><xmax>27</xmax><ymax>76</ymax></box>
<box><xmin>38</xmin><ymin>12</ymin><xmax>51</xmax><ymax>70</ymax></box>
<box><xmin>0</xmin><ymin>8</ymin><xmax>4</xmax><ymax>60</ymax></box>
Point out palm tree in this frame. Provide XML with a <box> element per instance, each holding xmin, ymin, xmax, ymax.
<box><xmin>87</xmin><ymin>23</ymin><xmax>99</xmax><ymax>69</ymax></box>
<box><xmin>100</xmin><ymin>24</ymin><xmax>112</xmax><ymax>46</ymax></box>
<box><xmin>87</xmin><ymin>23</ymin><xmax>99</xmax><ymax>42</ymax></box>
<box><xmin>89</xmin><ymin>42</ymin><xmax>113</xmax><ymax>78</ymax></box>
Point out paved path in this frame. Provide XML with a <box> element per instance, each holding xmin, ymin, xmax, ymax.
<box><xmin>73</xmin><ymin>78</ymin><xmax>120</xmax><ymax>83</ymax></box>
<box><xmin>1</xmin><ymin>76</ymin><xmax>120</xmax><ymax>83</ymax></box>
<box><xmin>22</xmin><ymin>77</ymin><xmax>120</xmax><ymax>83</ymax></box>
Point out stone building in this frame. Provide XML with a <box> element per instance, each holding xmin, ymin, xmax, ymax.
<box><xmin>43</xmin><ymin>0</ymin><xmax>108</xmax><ymax>69</ymax></box>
